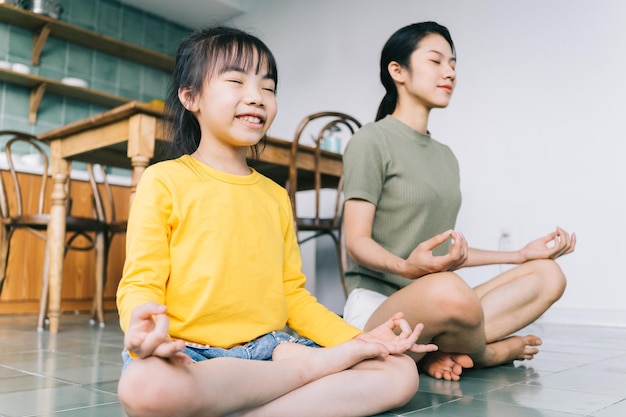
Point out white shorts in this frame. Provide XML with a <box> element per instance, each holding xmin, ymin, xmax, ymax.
<box><xmin>342</xmin><ymin>288</ymin><xmax>388</xmax><ymax>330</ymax></box>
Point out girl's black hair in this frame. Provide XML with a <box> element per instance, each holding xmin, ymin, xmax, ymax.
<box><xmin>375</xmin><ymin>21</ymin><xmax>455</xmax><ymax>121</ymax></box>
<box><xmin>165</xmin><ymin>26</ymin><xmax>278</xmax><ymax>159</ymax></box>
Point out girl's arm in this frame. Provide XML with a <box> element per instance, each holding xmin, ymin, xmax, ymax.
<box><xmin>464</xmin><ymin>227</ymin><xmax>577</xmax><ymax>267</ymax></box>
<box><xmin>117</xmin><ymin>168</ymin><xmax>172</xmax><ymax>333</ymax></box>
<box><xmin>343</xmin><ymin>199</ymin><xmax>468</xmax><ymax>279</ymax></box>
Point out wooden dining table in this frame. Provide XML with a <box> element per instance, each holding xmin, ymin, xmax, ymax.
<box><xmin>38</xmin><ymin>101</ymin><xmax>342</xmax><ymax>333</ymax></box>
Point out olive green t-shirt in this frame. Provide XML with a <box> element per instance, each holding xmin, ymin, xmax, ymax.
<box><xmin>342</xmin><ymin>115</ymin><xmax>462</xmax><ymax>295</ymax></box>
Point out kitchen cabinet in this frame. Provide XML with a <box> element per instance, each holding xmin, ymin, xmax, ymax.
<box><xmin>0</xmin><ymin>67</ymin><xmax>130</xmax><ymax>123</ymax></box>
<box><xmin>0</xmin><ymin>4</ymin><xmax>174</xmax><ymax>123</ymax></box>
<box><xmin>0</xmin><ymin>4</ymin><xmax>174</xmax><ymax>71</ymax></box>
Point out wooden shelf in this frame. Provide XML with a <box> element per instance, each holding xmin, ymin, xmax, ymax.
<box><xmin>0</xmin><ymin>4</ymin><xmax>174</xmax><ymax>72</ymax></box>
<box><xmin>0</xmin><ymin>68</ymin><xmax>131</xmax><ymax>124</ymax></box>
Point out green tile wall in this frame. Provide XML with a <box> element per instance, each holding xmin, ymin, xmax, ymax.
<box><xmin>0</xmin><ymin>0</ymin><xmax>191</xmax><ymax>139</ymax></box>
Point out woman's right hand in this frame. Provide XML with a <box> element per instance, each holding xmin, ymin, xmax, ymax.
<box><xmin>124</xmin><ymin>302</ymin><xmax>191</xmax><ymax>365</ymax></box>
<box><xmin>401</xmin><ymin>230</ymin><xmax>468</xmax><ymax>278</ymax></box>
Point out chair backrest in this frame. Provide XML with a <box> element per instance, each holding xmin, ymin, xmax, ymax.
<box><xmin>86</xmin><ymin>163</ymin><xmax>117</xmax><ymax>225</ymax></box>
<box><xmin>1</xmin><ymin>131</ymin><xmax>103</xmax><ymax>224</ymax></box>
<box><xmin>287</xmin><ymin>112</ymin><xmax>361</xmax><ymax>227</ymax></box>
<box><xmin>1</xmin><ymin>131</ymin><xmax>50</xmax><ymax>219</ymax></box>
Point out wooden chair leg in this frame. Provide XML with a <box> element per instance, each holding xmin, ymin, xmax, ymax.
<box><xmin>91</xmin><ymin>231</ymin><xmax>106</xmax><ymax>328</ymax></box>
<box><xmin>37</xmin><ymin>244</ymin><xmax>51</xmax><ymax>331</ymax></box>
<box><xmin>0</xmin><ymin>228</ymin><xmax>13</xmax><ymax>296</ymax></box>
<box><xmin>327</xmin><ymin>231</ymin><xmax>348</xmax><ymax>299</ymax></box>
<box><xmin>334</xmin><ymin>234</ymin><xmax>348</xmax><ymax>299</ymax></box>
<box><xmin>91</xmin><ymin>232</ymin><xmax>112</xmax><ymax>326</ymax></box>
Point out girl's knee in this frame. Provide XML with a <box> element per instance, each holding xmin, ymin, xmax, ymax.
<box><xmin>118</xmin><ymin>358</ymin><xmax>194</xmax><ymax>417</ymax></box>
<box><xmin>385</xmin><ymin>354</ymin><xmax>420</xmax><ymax>407</ymax></box>
<box><xmin>118</xmin><ymin>364</ymin><xmax>149</xmax><ymax>417</ymax></box>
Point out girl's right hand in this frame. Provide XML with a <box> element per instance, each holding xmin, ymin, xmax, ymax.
<box><xmin>124</xmin><ymin>302</ymin><xmax>191</xmax><ymax>365</ymax></box>
<box><xmin>356</xmin><ymin>312</ymin><xmax>438</xmax><ymax>355</ymax></box>
<box><xmin>402</xmin><ymin>230</ymin><xmax>468</xmax><ymax>278</ymax></box>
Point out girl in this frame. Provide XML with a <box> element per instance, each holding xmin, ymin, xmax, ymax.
<box><xmin>116</xmin><ymin>26</ymin><xmax>436</xmax><ymax>417</ymax></box>
<box><xmin>342</xmin><ymin>21</ymin><xmax>576</xmax><ymax>382</ymax></box>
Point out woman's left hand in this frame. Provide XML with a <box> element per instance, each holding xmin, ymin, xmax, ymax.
<box><xmin>355</xmin><ymin>312</ymin><xmax>438</xmax><ymax>355</ymax></box>
<box><xmin>519</xmin><ymin>226</ymin><xmax>576</xmax><ymax>262</ymax></box>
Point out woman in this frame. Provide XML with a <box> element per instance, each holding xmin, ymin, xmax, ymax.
<box><xmin>342</xmin><ymin>21</ymin><xmax>576</xmax><ymax>381</ymax></box>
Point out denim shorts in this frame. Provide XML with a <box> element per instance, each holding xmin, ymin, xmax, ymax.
<box><xmin>122</xmin><ymin>331</ymin><xmax>319</xmax><ymax>371</ymax></box>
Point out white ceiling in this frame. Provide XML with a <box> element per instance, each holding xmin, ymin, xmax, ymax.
<box><xmin>118</xmin><ymin>0</ymin><xmax>248</xmax><ymax>29</ymax></box>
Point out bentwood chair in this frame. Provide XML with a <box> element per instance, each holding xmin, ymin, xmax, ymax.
<box><xmin>287</xmin><ymin>112</ymin><xmax>361</xmax><ymax>298</ymax></box>
<box><xmin>0</xmin><ymin>131</ymin><xmax>107</xmax><ymax>330</ymax></box>
<box><xmin>86</xmin><ymin>163</ymin><xmax>127</xmax><ymax>319</ymax></box>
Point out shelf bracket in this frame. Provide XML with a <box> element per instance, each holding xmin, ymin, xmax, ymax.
<box><xmin>32</xmin><ymin>23</ymin><xmax>52</xmax><ymax>66</ymax></box>
<box><xmin>29</xmin><ymin>82</ymin><xmax>47</xmax><ymax>124</ymax></box>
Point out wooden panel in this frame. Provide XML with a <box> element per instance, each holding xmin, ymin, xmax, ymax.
<box><xmin>0</xmin><ymin>170</ymin><xmax>130</xmax><ymax>315</ymax></box>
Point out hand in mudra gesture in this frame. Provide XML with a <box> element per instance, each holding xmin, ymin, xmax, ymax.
<box><xmin>520</xmin><ymin>227</ymin><xmax>576</xmax><ymax>261</ymax></box>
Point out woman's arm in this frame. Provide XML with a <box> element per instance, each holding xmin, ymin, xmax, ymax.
<box><xmin>465</xmin><ymin>227</ymin><xmax>577</xmax><ymax>267</ymax></box>
<box><xmin>343</xmin><ymin>199</ymin><xmax>468</xmax><ymax>279</ymax></box>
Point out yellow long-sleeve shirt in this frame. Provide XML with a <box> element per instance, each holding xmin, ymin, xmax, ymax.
<box><xmin>117</xmin><ymin>155</ymin><xmax>361</xmax><ymax>348</ymax></box>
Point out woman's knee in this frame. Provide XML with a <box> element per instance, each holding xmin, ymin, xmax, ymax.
<box><xmin>527</xmin><ymin>259</ymin><xmax>567</xmax><ymax>301</ymax></box>
<box><xmin>419</xmin><ymin>272</ymin><xmax>484</xmax><ymax>327</ymax></box>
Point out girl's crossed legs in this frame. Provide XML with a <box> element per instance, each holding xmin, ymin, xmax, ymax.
<box><xmin>118</xmin><ymin>337</ymin><xmax>418</xmax><ymax>417</ymax></box>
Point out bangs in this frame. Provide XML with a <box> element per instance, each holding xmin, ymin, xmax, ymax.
<box><xmin>206</xmin><ymin>35</ymin><xmax>278</xmax><ymax>84</ymax></box>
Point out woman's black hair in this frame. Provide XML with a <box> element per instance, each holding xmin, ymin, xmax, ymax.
<box><xmin>375</xmin><ymin>21</ymin><xmax>455</xmax><ymax>121</ymax></box>
<box><xmin>165</xmin><ymin>26</ymin><xmax>278</xmax><ymax>159</ymax></box>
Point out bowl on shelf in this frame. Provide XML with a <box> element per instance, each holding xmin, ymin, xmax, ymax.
<box><xmin>61</xmin><ymin>77</ymin><xmax>89</xmax><ymax>88</ymax></box>
<box><xmin>11</xmin><ymin>63</ymin><xmax>30</xmax><ymax>74</ymax></box>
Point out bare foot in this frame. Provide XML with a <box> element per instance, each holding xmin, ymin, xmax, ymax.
<box><xmin>272</xmin><ymin>339</ymin><xmax>385</xmax><ymax>382</ymax></box>
<box><xmin>418</xmin><ymin>352</ymin><xmax>474</xmax><ymax>381</ymax></box>
<box><xmin>477</xmin><ymin>334</ymin><xmax>542</xmax><ymax>368</ymax></box>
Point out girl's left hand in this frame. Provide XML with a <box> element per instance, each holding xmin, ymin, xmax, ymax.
<box><xmin>519</xmin><ymin>226</ymin><xmax>576</xmax><ymax>262</ymax></box>
<box><xmin>355</xmin><ymin>312</ymin><xmax>438</xmax><ymax>355</ymax></box>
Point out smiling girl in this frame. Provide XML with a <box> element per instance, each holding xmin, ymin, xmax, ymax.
<box><xmin>115</xmin><ymin>26</ymin><xmax>437</xmax><ymax>417</ymax></box>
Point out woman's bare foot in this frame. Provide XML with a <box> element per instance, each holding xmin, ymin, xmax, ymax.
<box><xmin>418</xmin><ymin>352</ymin><xmax>474</xmax><ymax>381</ymax></box>
<box><xmin>418</xmin><ymin>335</ymin><xmax>541</xmax><ymax>381</ymax></box>
<box><xmin>476</xmin><ymin>334</ymin><xmax>542</xmax><ymax>368</ymax></box>
<box><xmin>272</xmin><ymin>339</ymin><xmax>384</xmax><ymax>382</ymax></box>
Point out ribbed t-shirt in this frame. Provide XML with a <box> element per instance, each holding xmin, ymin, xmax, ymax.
<box><xmin>117</xmin><ymin>155</ymin><xmax>361</xmax><ymax>348</ymax></box>
<box><xmin>343</xmin><ymin>115</ymin><xmax>462</xmax><ymax>295</ymax></box>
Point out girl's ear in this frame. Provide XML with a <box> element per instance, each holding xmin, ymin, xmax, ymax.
<box><xmin>388</xmin><ymin>61</ymin><xmax>406</xmax><ymax>84</ymax></box>
<box><xmin>178</xmin><ymin>87</ymin><xmax>199</xmax><ymax>112</ymax></box>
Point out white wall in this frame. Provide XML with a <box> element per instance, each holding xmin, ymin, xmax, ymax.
<box><xmin>234</xmin><ymin>0</ymin><xmax>626</xmax><ymax>325</ymax></box>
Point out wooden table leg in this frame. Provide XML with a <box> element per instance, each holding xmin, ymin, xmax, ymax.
<box><xmin>46</xmin><ymin>158</ymin><xmax>70</xmax><ymax>333</ymax></box>
<box><xmin>130</xmin><ymin>154</ymin><xmax>150</xmax><ymax>201</ymax></box>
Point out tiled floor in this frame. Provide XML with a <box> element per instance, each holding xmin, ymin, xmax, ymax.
<box><xmin>0</xmin><ymin>313</ymin><xmax>625</xmax><ymax>417</ymax></box>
